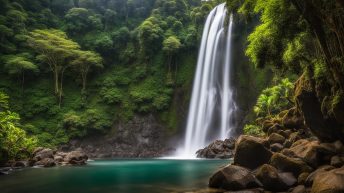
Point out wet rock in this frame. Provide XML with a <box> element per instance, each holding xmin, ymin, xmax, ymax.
<box><xmin>255</xmin><ymin>164</ymin><xmax>294</xmax><ymax>191</ymax></box>
<box><xmin>291</xmin><ymin>185</ymin><xmax>306</xmax><ymax>193</ymax></box>
<box><xmin>270</xmin><ymin>153</ymin><xmax>312</xmax><ymax>177</ymax></box>
<box><xmin>224</xmin><ymin>188</ymin><xmax>264</xmax><ymax>193</ymax></box>
<box><xmin>330</xmin><ymin>155</ymin><xmax>344</xmax><ymax>167</ymax></box>
<box><xmin>282</xmin><ymin>107</ymin><xmax>305</xmax><ymax>130</ymax></box>
<box><xmin>311</xmin><ymin>166</ymin><xmax>344</xmax><ymax>193</ymax></box>
<box><xmin>35</xmin><ymin>158</ymin><xmax>56</xmax><ymax>167</ymax></box>
<box><xmin>278</xmin><ymin>172</ymin><xmax>297</xmax><ymax>187</ymax></box>
<box><xmin>267</xmin><ymin>124</ymin><xmax>284</xmax><ymax>136</ymax></box>
<box><xmin>33</xmin><ymin>148</ymin><xmax>54</xmax><ymax>161</ymax></box>
<box><xmin>209</xmin><ymin>165</ymin><xmax>261</xmax><ymax>191</ymax></box>
<box><xmin>270</xmin><ymin>143</ymin><xmax>284</xmax><ymax>152</ymax></box>
<box><xmin>11</xmin><ymin>161</ymin><xmax>28</xmax><ymax>168</ymax></box>
<box><xmin>197</xmin><ymin>139</ymin><xmax>236</xmax><ymax>159</ymax></box>
<box><xmin>305</xmin><ymin>165</ymin><xmax>335</xmax><ymax>187</ymax></box>
<box><xmin>289</xmin><ymin>139</ymin><xmax>334</xmax><ymax>167</ymax></box>
<box><xmin>268</xmin><ymin>133</ymin><xmax>286</xmax><ymax>145</ymax></box>
<box><xmin>297</xmin><ymin>172</ymin><xmax>309</xmax><ymax>185</ymax></box>
<box><xmin>234</xmin><ymin>135</ymin><xmax>272</xmax><ymax>169</ymax></box>
<box><xmin>0</xmin><ymin>167</ymin><xmax>12</xmax><ymax>175</ymax></box>
<box><xmin>64</xmin><ymin>151</ymin><xmax>88</xmax><ymax>165</ymax></box>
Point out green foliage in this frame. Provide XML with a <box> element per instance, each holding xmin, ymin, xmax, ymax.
<box><xmin>0</xmin><ymin>92</ymin><xmax>37</xmax><ymax>162</ymax></box>
<box><xmin>0</xmin><ymin>0</ymin><xmax>207</xmax><ymax>152</ymax></box>
<box><xmin>254</xmin><ymin>78</ymin><xmax>294</xmax><ymax>117</ymax></box>
<box><xmin>163</xmin><ymin>36</ymin><xmax>182</xmax><ymax>55</ymax></box>
<box><xmin>243</xmin><ymin>124</ymin><xmax>264</xmax><ymax>136</ymax></box>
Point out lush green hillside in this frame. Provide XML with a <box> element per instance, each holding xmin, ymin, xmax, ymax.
<box><xmin>0</xmin><ymin>0</ymin><xmax>225</xmax><ymax>152</ymax></box>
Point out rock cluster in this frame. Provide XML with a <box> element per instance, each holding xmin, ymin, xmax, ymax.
<box><xmin>1</xmin><ymin>148</ymin><xmax>88</xmax><ymax>175</ymax></box>
<box><xmin>196</xmin><ymin>139</ymin><xmax>236</xmax><ymax>159</ymax></box>
<box><xmin>209</xmin><ymin>118</ymin><xmax>344</xmax><ymax>193</ymax></box>
<box><xmin>30</xmin><ymin>147</ymin><xmax>88</xmax><ymax>167</ymax></box>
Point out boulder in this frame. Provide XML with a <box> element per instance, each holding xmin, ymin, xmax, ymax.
<box><xmin>294</xmin><ymin>73</ymin><xmax>344</xmax><ymax>142</ymax></box>
<box><xmin>54</xmin><ymin>155</ymin><xmax>64</xmax><ymax>163</ymax></box>
<box><xmin>289</xmin><ymin>139</ymin><xmax>334</xmax><ymax>167</ymax></box>
<box><xmin>64</xmin><ymin>151</ymin><xmax>88</xmax><ymax>165</ymax></box>
<box><xmin>278</xmin><ymin>172</ymin><xmax>297</xmax><ymax>187</ymax></box>
<box><xmin>305</xmin><ymin>165</ymin><xmax>335</xmax><ymax>187</ymax></box>
<box><xmin>197</xmin><ymin>139</ymin><xmax>235</xmax><ymax>159</ymax></box>
<box><xmin>311</xmin><ymin>166</ymin><xmax>344</xmax><ymax>193</ymax></box>
<box><xmin>297</xmin><ymin>172</ymin><xmax>309</xmax><ymax>185</ymax></box>
<box><xmin>268</xmin><ymin>133</ymin><xmax>286</xmax><ymax>145</ymax></box>
<box><xmin>331</xmin><ymin>155</ymin><xmax>344</xmax><ymax>167</ymax></box>
<box><xmin>224</xmin><ymin>188</ymin><xmax>264</xmax><ymax>193</ymax></box>
<box><xmin>11</xmin><ymin>161</ymin><xmax>28</xmax><ymax>168</ymax></box>
<box><xmin>33</xmin><ymin>148</ymin><xmax>54</xmax><ymax>161</ymax></box>
<box><xmin>282</xmin><ymin>107</ymin><xmax>305</xmax><ymax>129</ymax></box>
<box><xmin>262</xmin><ymin>120</ymin><xmax>275</xmax><ymax>133</ymax></box>
<box><xmin>34</xmin><ymin>158</ymin><xmax>56</xmax><ymax>167</ymax></box>
<box><xmin>270</xmin><ymin>153</ymin><xmax>313</xmax><ymax>177</ymax></box>
<box><xmin>209</xmin><ymin>165</ymin><xmax>261</xmax><ymax>191</ymax></box>
<box><xmin>291</xmin><ymin>185</ymin><xmax>306</xmax><ymax>193</ymax></box>
<box><xmin>267</xmin><ymin>124</ymin><xmax>284</xmax><ymax>136</ymax></box>
<box><xmin>270</xmin><ymin>143</ymin><xmax>284</xmax><ymax>152</ymax></box>
<box><xmin>234</xmin><ymin>135</ymin><xmax>272</xmax><ymax>170</ymax></box>
<box><xmin>255</xmin><ymin>164</ymin><xmax>294</xmax><ymax>191</ymax></box>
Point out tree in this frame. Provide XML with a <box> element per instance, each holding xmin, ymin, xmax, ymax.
<box><xmin>64</xmin><ymin>8</ymin><xmax>102</xmax><ymax>35</ymax></box>
<box><xmin>71</xmin><ymin>50</ymin><xmax>103</xmax><ymax>92</ymax></box>
<box><xmin>163</xmin><ymin>36</ymin><xmax>181</xmax><ymax>71</ymax></box>
<box><xmin>3</xmin><ymin>53</ymin><xmax>38</xmax><ymax>91</ymax></box>
<box><xmin>137</xmin><ymin>17</ymin><xmax>163</xmax><ymax>60</ymax></box>
<box><xmin>27</xmin><ymin>29</ymin><xmax>80</xmax><ymax>106</ymax></box>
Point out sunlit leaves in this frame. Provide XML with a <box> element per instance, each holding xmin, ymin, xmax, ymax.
<box><xmin>0</xmin><ymin>92</ymin><xmax>37</xmax><ymax>161</ymax></box>
<box><xmin>254</xmin><ymin>78</ymin><xmax>294</xmax><ymax>117</ymax></box>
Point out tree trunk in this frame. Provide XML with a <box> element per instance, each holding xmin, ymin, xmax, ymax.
<box><xmin>22</xmin><ymin>71</ymin><xmax>25</xmax><ymax>94</ymax></box>
<box><xmin>54</xmin><ymin>69</ymin><xmax>59</xmax><ymax>95</ymax></box>
<box><xmin>58</xmin><ymin>69</ymin><xmax>65</xmax><ymax>108</ymax></box>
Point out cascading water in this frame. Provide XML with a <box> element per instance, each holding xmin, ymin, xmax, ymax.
<box><xmin>178</xmin><ymin>3</ymin><xmax>236</xmax><ymax>158</ymax></box>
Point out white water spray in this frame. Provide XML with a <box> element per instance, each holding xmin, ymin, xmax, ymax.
<box><xmin>178</xmin><ymin>3</ymin><xmax>236</xmax><ymax>158</ymax></box>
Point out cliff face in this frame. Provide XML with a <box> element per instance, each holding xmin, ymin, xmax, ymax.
<box><xmin>61</xmin><ymin>114</ymin><xmax>172</xmax><ymax>158</ymax></box>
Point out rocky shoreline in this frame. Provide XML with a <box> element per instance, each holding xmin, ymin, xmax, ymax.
<box><xmin>206</xmin><ymin>109</ymin><xmax>344</xmax><ymax>193</ymax></box>
<box><xmin>0</xmin><ymin>147</ymin><xmax>88</xmax><ymax>175</ymax></box>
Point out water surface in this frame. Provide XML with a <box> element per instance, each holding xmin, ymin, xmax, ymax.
<box><xmin>0</xmin><ymin>159</ymin><xmax>229</xmax><ymax>193</ymax></box>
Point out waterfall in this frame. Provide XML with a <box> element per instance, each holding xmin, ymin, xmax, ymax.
<box><xmin>179</xmin><ymin>3</ymin><xmax>236</xmax><ymax>158</ymax></box>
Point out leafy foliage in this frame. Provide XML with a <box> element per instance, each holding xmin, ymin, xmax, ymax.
<box><xmin>0</xmin><ymin>92</ymin><xmax>37</xmax><ymax>162</ymax></box>
<box><xmin>254</xmin><ymin>78</ymin><xmax>294</xmax><ymax>118</ymax></box>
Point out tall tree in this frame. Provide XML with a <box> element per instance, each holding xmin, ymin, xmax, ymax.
<box><xmin>71</xmin><ymin>50</ymin><xmax>103</xmax><ymax>92</ymax></box>
<box><xmin>162</xmin><ymin>35</ymin><xmax>181</xmax><ymax>72</ymax></box>
<box><xmin>27</xmin><ymin>29</ymin><xmax>80</xmax><ymax>106</ymax></box>
<box><xmin>3</xmin><ymin>53</ymin><xmax>38</xmax><ymax>92</ymax></box>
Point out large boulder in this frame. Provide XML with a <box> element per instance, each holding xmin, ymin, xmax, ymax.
<box><xmin>64</xmin><ymin>151</ymin><xmax>88</xmax><ymax>165</ymax></box>
<box><xmin>270</xmin><ymin>153</ymin><xmax>313</xmax><ymax>177</ymax></box>
<box><xmin>234</xmin><ymin>135</ymin><xmax>272</xmax><ymax>169</ymax></box>
<box><xmin>282</xmin><ymin>107</ymin><xmax>305</xmax><ymax>129</ymax></box>
<box><xmin>311</xmin><ymin>166</ymin><xmax>344</xmax><ymax>193</ymax></box>
<box><xmin>209</xmin><ymin>165</ymin><xmax>261</xmax><ymax>191</ymax></box>
<box><xmin>255</xmin><ymin>164</ymin><xmax>295</xmax><ymax>191</ymax></box>
<box><xmin>294</xmin><ymin>73</ymin><xmax>344</xmax><ymax>142</ymax></box>
<box><xmin>289</xmin><ymin>139</ymin><xmax>335</xmax><ymax>167</ymax></box>
<box><xmin>196</xmin><ymin>139</ymin><xmax>235</xmax><ymax>159</ymax></box>
<box><xmin>305</xmin><ymin>165</ymin><xmax>335</xmax><ymax>187</ymax></box>
<box><xmin>33</xmin><ymin>148</ymin><xmax>54</xmax><ymax>161</ymax></box>
<box><xmin>268</xmin><ymin>133</ymin><xmax>286</xmax><ymax>145</ymax></box>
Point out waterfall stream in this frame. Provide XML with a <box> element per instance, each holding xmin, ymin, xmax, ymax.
<box><xmin>179</xmin><ymin>3</ymin><xmax>236</xmax><ymax>158</ymax></box>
